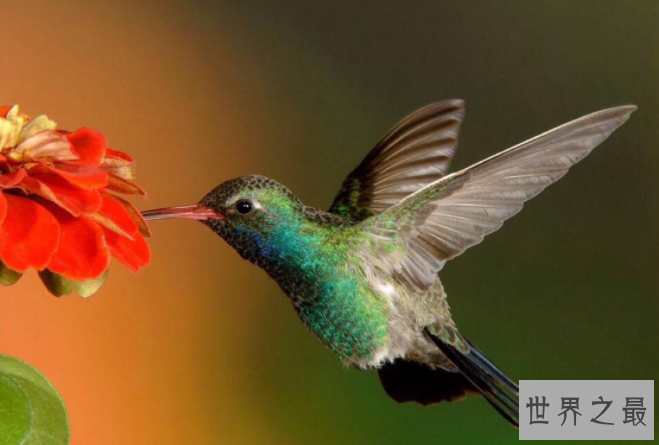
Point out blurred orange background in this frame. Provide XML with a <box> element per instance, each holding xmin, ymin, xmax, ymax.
<box><xmin>1</xmin><ymin>1</ymin><xmax>657</xmax><ymax>444</ymax></box>
<box><xmin>2</xmin><ymin>1</ymin><xmax>279</xmax><ymax>443</ymax></box>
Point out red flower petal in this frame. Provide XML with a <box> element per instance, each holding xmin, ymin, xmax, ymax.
<box><xmin>30</xmin><ymin>164</ymin><xmax>109</xmax><ymax>190</ymax></box>
<box><xmin>15</xmin><ymin>131</ymin><xmax>78</xmax><ymax>162</ymax></box>
<box><xmin>103</xmin><ymin>228</ymin><xmax>151</xmax><ymax>273</ymax></box>
<box><xmin>0</xmin><ymin>192</ymin><xmax>6</xmax><ymax>225</ymax></box>
<box><xmin>0</xmin><ymin>194</ymin><xmax>60</xmax><ymax>272</ymax></box>
<box><xmin>100</xmin><ymin>156</ymin><xmax>136</xmax><ymax>181</ymax></box>
<box><xmin>105</xmin><ymin>148</ymin><xmax>134</xmax><ymax>163</ymax></box>
<box><xmin>105</xmin><ymin>174</ymin><xmax>147</xmax><ymax>196</ymax></box>
<box><xmin>66</xmin><ymin>128</ymin><xmax>107</xmax><ymax>166</ymax></box>
<box><xmin>97</xmin><ymin>194</ymin><xmax>138</xmax><ymax>237</ymax></box>
<box><xmin>45</xmin><ymin>204</ymin><xmax>110</xmax><ymax>280</ymax></box>
<box><xmin>21</xmin><ymin>175</ymin><xmax>102</xmax><ymax>216</ymax></box>
<box><xmin>0</xmin><ymin>105</ymin><xmax>13</xmax><ymax>118</ymax></box>
<box><xmin>0</xmin><ymin>169</ymin><xmax>27</xmax><ymax>188</ymax></box>
<box><xmin>110</xmin><ymin>194</ymin><xmax>151</xmax><ymax>237</ymax></box>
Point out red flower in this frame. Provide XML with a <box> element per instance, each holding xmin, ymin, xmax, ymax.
<box><xmin>0</xmin><ymin>105</ymin><xmax>150</xmax><ymax>297</ymax></box>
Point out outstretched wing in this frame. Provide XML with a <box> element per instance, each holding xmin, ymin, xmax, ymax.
<box><xmin>363</xmin><ymin>106</ymin><xmax>636</xmax><ymax>290</ymax></box>
<box><xmin>329</xmin><ymin>100</ymin><xmax>465</xmax><ymax>221</ymax></box>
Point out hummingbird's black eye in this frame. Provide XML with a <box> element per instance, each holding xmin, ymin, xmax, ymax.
<box><xmin>235</xmin><ymin>199</ymin><xmax>253</xmax><ymax>215</ymax></box>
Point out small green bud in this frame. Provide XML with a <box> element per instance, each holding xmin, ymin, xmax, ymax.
<box><xmin>38</xmin><ymin>270</ymin><xmax>108</xmax><ymax>298</ymax></box>
<box><xmin>0</xmin><ymin>261</ymin><xmax>22</xmax><ymax>286</ymax></box>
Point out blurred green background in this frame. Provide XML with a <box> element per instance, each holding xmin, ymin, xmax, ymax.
<box><xmin>2</xmin><ymin>1</ymin><xmax>657</xmax><ymax>444</ymax></box>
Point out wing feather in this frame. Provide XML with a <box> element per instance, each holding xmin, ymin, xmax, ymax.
<box><xmin>329</xmin><ymin>100</ymin><xmax>465</xmax><ymax>220</ymax></box>
<box><xmin>363</xmin><ymin>105</ymin><xmax>636</xmax><ymax>290</ymax></box>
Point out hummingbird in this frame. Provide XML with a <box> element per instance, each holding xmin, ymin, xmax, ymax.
<box><xmin>142</xmin><ymin>100</ymin><xmax>635</xmax><ymax>427</ymax></box>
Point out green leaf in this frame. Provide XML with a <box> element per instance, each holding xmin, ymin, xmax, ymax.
<box><xmin>0</xmin><ymin>355</ymin><xmax>69</xmax><ymax>445</ymax></box>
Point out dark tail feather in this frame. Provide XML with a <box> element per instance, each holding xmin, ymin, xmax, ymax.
<box><xmin>378</xmin><ymin>359</ymin><xmax>478</xmax><ymax>406</ymax></box>
<box><xmin>424</xmin><ymin>328</ymin><xmax>519</xmax><ymax>428</ymax></box>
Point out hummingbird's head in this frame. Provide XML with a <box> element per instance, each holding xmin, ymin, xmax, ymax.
<box><xmin>141</xmin><ymin>175</ymin><xmax>306</xmax><ymax>260</ymax></box>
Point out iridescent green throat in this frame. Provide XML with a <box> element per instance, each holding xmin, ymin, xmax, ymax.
<box><xmin>221</xmin><ymin>191</ymin><xmax>389</xmax><ymax>362</ymax></box>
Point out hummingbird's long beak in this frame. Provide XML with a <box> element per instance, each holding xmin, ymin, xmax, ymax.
<box><xmin>141</xmin><ymin>204</ymin><xmax>224</xmax><ymax>221</ymax></box>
